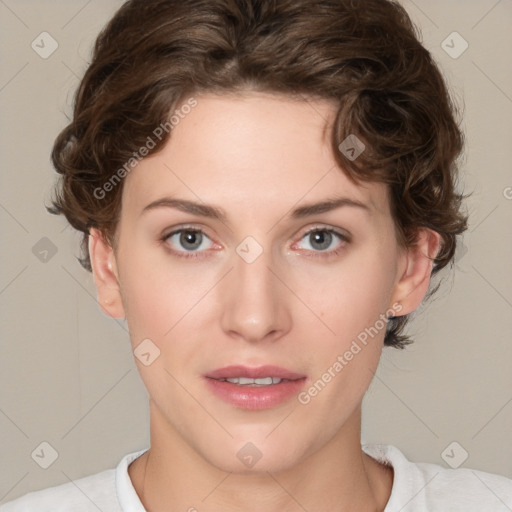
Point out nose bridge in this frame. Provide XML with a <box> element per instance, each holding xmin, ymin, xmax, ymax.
<box><xmin>220</xmin><ymin>239</ymin><xmax>289</xmax><ymax>342</ymax></box>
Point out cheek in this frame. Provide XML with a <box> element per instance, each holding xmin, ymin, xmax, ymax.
<box><xmin>295</xmin><ymin>263</ymin><xmax>389</xmax><ymax>419</ymax></box>
<box><xmin>117</xmin><ymin>246</ymin><xmax>210</xmax><ymax>344</ymax></box>
<box><xmin>290</xmin><ymin>247</ymin><xmax>396</xmax><ymax>408</ymax></box>
<box><xmin>117</xmin><ymin>254</ymin><xmax>214</xmax><ymax>399</ymax></box>
<box><xmin>295</xmin><ymin>248</ymin><xmax>396</xmax><ymax>344</ymax></box>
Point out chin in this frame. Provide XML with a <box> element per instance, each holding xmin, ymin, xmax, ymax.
<box><xmin>213</xmin><ymin>451</ymin><xmax>301</xmax><ymax>476</ymax></box>
<box><xmin>201</xmin><ymin>432</ymin><xmax>312</xmax><ymax>476</ymax></box>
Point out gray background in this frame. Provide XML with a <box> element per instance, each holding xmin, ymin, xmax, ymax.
<box><xmin>1</xmin><ymin>0</ymin><xmax>511</xmax><ymax>504</ymax></box>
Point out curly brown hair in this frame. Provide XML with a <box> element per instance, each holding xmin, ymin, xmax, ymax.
<box><xmin>48</xmin><ymin>0</ymin><xmax>468</xmax><ymax>348</ymax></box>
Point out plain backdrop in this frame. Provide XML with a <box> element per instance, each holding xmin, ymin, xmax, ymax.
<box><xmin>1</xmin><ymin>0</ymin><xmax>511</xmax><ymax>504</ymax></box>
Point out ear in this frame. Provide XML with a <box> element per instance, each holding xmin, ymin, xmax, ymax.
<box><xmin>88</xmin><ymin>228</ymin><xmax>125</xmax><ymax>319</ymax></box>
<box><xmin>389</xmin><ymin>228</ymin><xmax>441</xmax><ymax>316</ymax></box>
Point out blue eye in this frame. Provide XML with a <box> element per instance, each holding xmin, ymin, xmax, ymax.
<box><xmin>295</xmin><ymin>228</ymin><xmax>349</xmax><ymax>255</ymax></box>
<box><xmin>161</xmin><ymin>226</ymin><xmax>349</xmax><ymax>260</ymax></box>
<box><xmin>163</xmin><ymin>228</ymin><xmax>215</xmax><ymax>256</ymax></box>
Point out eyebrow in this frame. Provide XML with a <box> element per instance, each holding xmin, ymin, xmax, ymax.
<box><xmin>141</xmin><ymin>197</ymin><xmax>227</xmax><ymax>221</ymax></box>
<box><xmin>140</xmin><ymin>196</ymin><xmax>371</xmax><ymax>221</ymax></box>
<box><xmin>291</xmin><ymin>197</ymin><xmax>371</xmax><ymax>218</ymax></box>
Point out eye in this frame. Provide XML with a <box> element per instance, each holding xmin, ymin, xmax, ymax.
<box><xmin>162</xmin><ymin>227</ymin><xmax>216</xmax><ymax>257</ymax></box>
<box><xmin>294</xmin><ymin>227</ymin><xmax>349</xmax><ymax>256</ymax></box>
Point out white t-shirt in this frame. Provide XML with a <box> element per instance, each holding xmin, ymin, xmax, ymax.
<box><xmin>1</xmin><ymin>444</ymin><xmax>511</xmax><ymax>511</ymax></box>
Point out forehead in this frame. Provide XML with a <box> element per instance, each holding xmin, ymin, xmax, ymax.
<box><xmin>121</xmin><ymin>91</ymin><xmax>390</xmax><ymax>220</ymax></box>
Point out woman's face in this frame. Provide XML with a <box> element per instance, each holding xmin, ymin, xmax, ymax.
<box><xmin>98</xmin><ymin>92</ymin><xmax>417</xmax><ymax>474</ymax></box>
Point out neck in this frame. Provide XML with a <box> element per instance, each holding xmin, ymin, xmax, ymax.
<box><xmin>128</xmin><ymin>402</ymin><xmax>393</xmax><ymax>512</ymax></box>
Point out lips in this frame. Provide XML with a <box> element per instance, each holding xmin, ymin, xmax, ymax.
<box><xmin>204</xmin><ymin>365</ymin><xmax>307</xmax><ymax>410</ymax></box>
<box><xmin>205</xmin><ymin>365</ymin><xmax>306</xmax><ymax>381</ymax></box>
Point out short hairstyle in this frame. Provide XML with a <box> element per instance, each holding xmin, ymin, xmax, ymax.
<box><xmin>48</xmin><ymin>0</ymin><xmax>468</xmax><ymax>348</ymax></box>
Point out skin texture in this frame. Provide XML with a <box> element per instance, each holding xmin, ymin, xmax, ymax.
<box><xmin>89</xmin><ymin>91</ymin><xmax>440</xmax><ymax>512</ymax></box>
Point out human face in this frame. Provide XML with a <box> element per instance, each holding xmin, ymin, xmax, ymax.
<box><xmin>107</xmin><ymin>91</ymin><xmax>407</xmax><ymax>473</ymax></box>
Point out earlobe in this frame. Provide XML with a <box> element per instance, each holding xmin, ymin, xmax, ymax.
<box><xmin>88</xmin><ymin>228</ymin><xmax>125</xmax><ymax>319</ymax></box>
<box><xmin>389</xmin><ymin>229</ymin><xmax>441</xmax><ymax>316</ymax></box>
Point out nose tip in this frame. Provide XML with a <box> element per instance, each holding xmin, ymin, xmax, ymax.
<box><xmin>219</xmin><ymin>245</ymin><xmax>291</xmax><ymax>343</ymax></box>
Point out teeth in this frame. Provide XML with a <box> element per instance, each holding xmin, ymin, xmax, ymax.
<box><xmin>223</xmin><ymin>377</ymin><xmax>284</xmax><ymax>386</ymax></box>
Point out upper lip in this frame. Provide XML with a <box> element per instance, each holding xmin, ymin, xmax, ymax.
<box><xmin>205</xmin><ymin>365</ymin><xmax>306</xmax><ymax>381</ymax></box>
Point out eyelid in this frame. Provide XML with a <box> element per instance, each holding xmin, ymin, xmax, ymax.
<box><xmin>161</xmin><ymin>223</ymin><xmax>350</xmax><ymax>259</ymax></box>
<box><xmin>162</xmin><ymin>224</ymin><xmax>216</xmax><ymax>242</ymax></box>
<box><xmin>161</xmin><ymin>224</ymin><xmax>221</xmax><ymax>259</ymax></box>
<box><xmin>298</xmin><ymin>223</ymin><xmax>351</xmax><ymax>241</ymax></box>
<box><xmin>290</xmin><ymin>224</ymin><xmax>350</xmax><ymax>253</ymax></box>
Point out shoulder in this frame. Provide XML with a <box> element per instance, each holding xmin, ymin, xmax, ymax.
<box><xmin>0</xmin><ymin>449</ymin><xmax>148</xmax><ymax>512</ymax></box>
<box><xmin>0</xmin><ymin>448</ymin><xmax>147</xmax><ymax>512</ymax></box>
<box><xmin>0</xmin><ymin>469</ymin><xmax>117</xmax><ymax>512</ymax></box>
<box><xmin>363</xmin><ymin>444</ymin><xmax>512</xmax><ymax>512</ymax></box>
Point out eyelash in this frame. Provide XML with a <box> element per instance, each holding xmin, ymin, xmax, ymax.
<box><xmin>160</xmin><ymin>225</ymin><xmax>350</xmax><ymax>260</ymax></box>
<box><xmin>161</xmin><ymin>226</ymin><xmax>214</xmax><ymax>260</ymax></box>
<box><xmin>294</xmin><ymin>227</ymin><xmax>349</xmax><ymax>259</ymax></box>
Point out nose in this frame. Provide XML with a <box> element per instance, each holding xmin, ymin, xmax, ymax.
<box><xmin>219</xmin><ymin>243</ymin><xmax>292</xmax><ymax>344</ymax></box>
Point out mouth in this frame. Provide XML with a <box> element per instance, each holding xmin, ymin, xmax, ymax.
<box><xmin>204</xmin><ymin>365</ymin><xmax>307</xmax><ymax>410</ymax></box>
<box><xmin>214</xmin><ymin>376</ymin><xmax>293</xmax><ymax>386</ymax></box>
<box><xmin>205</xmin><ymin>364</ymin><xmax>306</xmax><ymax>384</ymax></box>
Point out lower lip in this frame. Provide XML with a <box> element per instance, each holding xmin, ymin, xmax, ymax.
<box><xmin>204</xmin><ymin>377</ymin><xmax>307</xmax><ymax>410</ymax></box>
